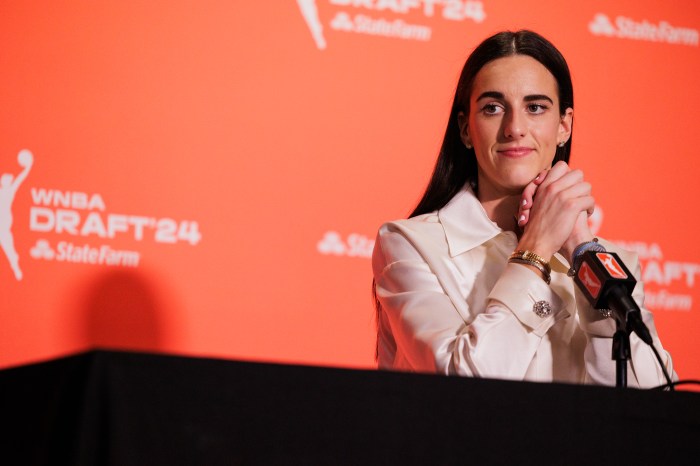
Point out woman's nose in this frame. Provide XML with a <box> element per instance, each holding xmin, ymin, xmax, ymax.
<box><xmin>502</xmin><ymin>111</ymin><xmax>526</xmax><ymax>139</ymax></box>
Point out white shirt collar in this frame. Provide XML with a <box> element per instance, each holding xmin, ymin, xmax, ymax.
<box><xmin>438</xmin><ymin>185</ymin><xmax>502</xmax><ymax>257</ymax></box>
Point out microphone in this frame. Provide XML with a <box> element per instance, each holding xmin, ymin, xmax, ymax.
<box><xmin>573</xmin><ymin>250</ymin><xmax>653</xmax><ymax>345</ymax></box>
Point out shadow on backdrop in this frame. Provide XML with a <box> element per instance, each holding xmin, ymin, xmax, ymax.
<box><xmin>81</xmin><ymin>269</ymin><xmax>164</xmax><ymax>352</ymax></box>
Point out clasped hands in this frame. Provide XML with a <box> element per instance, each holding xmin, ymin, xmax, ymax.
<box><xmin>516</xmin><ymin>161</ymin><xmax>595</xmax><ymax>264</ymax></box>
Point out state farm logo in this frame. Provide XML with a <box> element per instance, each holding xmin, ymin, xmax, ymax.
<box><xmin>589</xmin><ymin>13</ymin><xmax>699</xmax><ymax>46</ymax></box>
<box><xmin>29</xmin><ymin>238</ymin><xmax>140</xmax><ymax>267</ymax></box>
<box><xmin>317</xmin><ymin>230</ymin><xmax>374</xmax><ymax>258</ymax></box>
<box><xmin>297</xmin><ymin>0</ymin><xmax>486</xmax><ymax>50</ymax></box>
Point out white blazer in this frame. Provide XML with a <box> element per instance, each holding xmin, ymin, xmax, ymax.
<box><xmin>372</xmin><ymin>186</ymin><xmax>674</xmax><ymax>386</ymax></box>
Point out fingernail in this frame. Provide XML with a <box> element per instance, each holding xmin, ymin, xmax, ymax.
<box><xmin>522</xmin><ymin>198</ymin><xmax>527</xmax><ymax>206</ymax></box>
<box><xmin>518</xmin><ymin>214</ymin><xmax>526</xmax><ymax>224</ymax></box>
<box><xmin>534</xmin><ymin>175</ymin><xmax>540</xmax><ymax>181</ymax></box>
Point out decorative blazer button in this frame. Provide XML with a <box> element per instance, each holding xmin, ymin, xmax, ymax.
<box><xmin>533</xmin><ymin>300</ymin><xmax>552</xmax><ymax>318</ymax></box>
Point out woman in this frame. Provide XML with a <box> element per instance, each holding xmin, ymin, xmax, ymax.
<box><xmin>371</xmin><ymin>30</ymin><xmax>674</xmax><ymax>387</ymax></box>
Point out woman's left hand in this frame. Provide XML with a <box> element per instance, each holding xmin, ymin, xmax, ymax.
<box><xmin>518</xmin><ymin>166</ymin><xmax>595</xmax><ymax>262</ymax></box>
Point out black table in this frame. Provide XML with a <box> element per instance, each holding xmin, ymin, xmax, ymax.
<box><xmin>2</xmin><ymin>349</ymin><xmax>699</xmax><ymax>465</ymax></box>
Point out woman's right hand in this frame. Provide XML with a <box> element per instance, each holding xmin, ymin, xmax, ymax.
<box><xmin>516</xmin><ymin>161</ymin><xmax>595</xmax><ymax>260</ymax></box>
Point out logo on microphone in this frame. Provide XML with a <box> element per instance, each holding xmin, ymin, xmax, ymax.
<box><xmin>578</xmin><ymin>262</ymin><xmax>602</xmax><ymax>299</ymax></box>
<box><xmin>597</xmin><ymin>252</ymin><xmax>628</xmax><ymax>279</ymax></box>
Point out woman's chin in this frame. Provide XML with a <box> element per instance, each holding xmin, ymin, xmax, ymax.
<box><xmin>504</xmin><ymin>177</ymin><xmax>534</xmax><ymax>193</ymax></box>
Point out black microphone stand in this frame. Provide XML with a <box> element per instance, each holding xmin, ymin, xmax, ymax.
<box><xmin>606</xmin><ymin>286</ymin><xmax>653</xmax><ymax>388</ymax></box>
<box><xmin>612</xmin><ymin>319</ymin><xmax>631</xmax><ymax>388</ymax></box>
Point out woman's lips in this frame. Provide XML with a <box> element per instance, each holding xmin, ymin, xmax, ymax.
<box><xmin>498</xmin><ymin>147</ymin><xmax>533</xmax><ymax>157</ymax></box>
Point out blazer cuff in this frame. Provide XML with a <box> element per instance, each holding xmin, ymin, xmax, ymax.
<box><xmin>488</xmin><ymin>263</ymin><xmax>568</xmax><ymax>337</ymax></box>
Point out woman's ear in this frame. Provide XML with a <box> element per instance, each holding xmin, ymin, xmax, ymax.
<box><xmin>558</xmin><ymin>107</ymin><xmax>573</xmax><ymax>145</ymax></box>
<box><xmin>457</xmin><ymin>111</ymin><xmax>473</xmax><ymax>149</ymax></box>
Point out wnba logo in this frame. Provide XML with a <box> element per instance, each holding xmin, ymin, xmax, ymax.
<box><xmin>297</xmin><ymin>0</ymin><xmax>327</xmax><ymax>50</ymax></box>
<box><xmin>597</xmin><ymin>252</ymin><xmax>628</xmax><ymax>279</ymax></box>
<box><xmin>1</xmin><ymin>149</ymin><xmax>33</xmax><ymax>281</ymax></box>
<box><xmin>578</xmin><ymin>262</ymin><xmax>602</xmax><ymax>299</ymax></box>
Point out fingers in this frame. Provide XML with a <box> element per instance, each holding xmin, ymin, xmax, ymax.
<box><xmin>586</xmin><ymin>203</ymin><xmax>595</xmax><ymax>217</ymax></box>
<box><xmin>518</xmin><ymin>169</ymin><xmax>548</xmax><ymax>226</ymax></box>
<box><xmin>521</xmin><ymin>168</ymin><xmax>557</xmax><ymax>207</ymax></box>
<box><xmin>516</xmin><ymin>164</ymin><xmax>596</xmax><ymax>258</ymax></box>
<box><xmin>560</xmin><ymin>211</ymin><xmax>595</xmax><ymax>260</ymax></box>
<box><xmin>518</xmin><ymin>163</ymin><xmax>594</xmax><ymax>230</ymax></box>
<box><xmin>533</xmin><ymin>168</ymin><xmax>548</xmax><ymax>186</ymax></box>
<box><xmin>536</xmin><ymin>161</ymin><xmax>570</xmax><ymax>188</ymax></box>
<box><xmin>536</xmin><ymin>169</ymin><xmax>588</xmax><ymax>209</ymax></box>
<box><xmin>518</xmin><ymin>163</ymin><xmax>571</xmax><ymax>227</ymax></box>
<box><xmin>518</xmin><ymin>184</ymin><xmax>538</xmax><ymax>226</ymax></box>
<box><xmin>517</xmin><ymin>205</ymin><xmax>528</xmax><ymax>227</ymax></box>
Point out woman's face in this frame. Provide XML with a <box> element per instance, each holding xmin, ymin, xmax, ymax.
<box><xmin>458</xmin><ymin>54</ymin><xmax>573</xmax><ymax>199</ymax></box>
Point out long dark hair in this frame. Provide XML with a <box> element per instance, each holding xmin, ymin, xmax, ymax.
<box><xmin>411</xmin><ymin>29</ymin><xmax>574</xmax><ymax>217</ymax></box>
<box><xmin>374</xmin><ymin>30</ymin><xmax>575</xmax><ymax>361</ymax></box>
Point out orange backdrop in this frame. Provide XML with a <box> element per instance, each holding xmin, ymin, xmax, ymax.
<box><xmin>1</xmin><ymin>1</ymin><xmax>699</xmax><ymax>383</ymax></box>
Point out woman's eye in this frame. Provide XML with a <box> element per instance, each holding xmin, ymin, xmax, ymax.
<box><xmin>527</xmin><ymin>104</ymin><xmax>547</xmax><ymax>114</ymax></box>
<box><xmin>482</xmin><ymin>104</ymin><xmax>502</xmax><ymax>115</ymax></box>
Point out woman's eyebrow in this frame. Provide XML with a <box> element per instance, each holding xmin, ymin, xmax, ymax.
<box><xmin>476</xmin><ymin>91</ymin><xmax>504</xmax><ymax>101</ymax></box>
<box><xmin>524</xmin><ymin>94</ymin><xmax>554</xmax><ymax>104</ymax></box>
<box><xmin>476</xmin><ymin>92</ymin><xmax>554</xmax><ymax>105</ymax></box>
